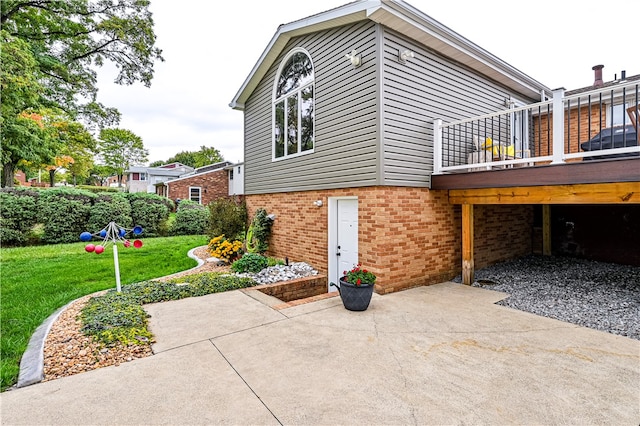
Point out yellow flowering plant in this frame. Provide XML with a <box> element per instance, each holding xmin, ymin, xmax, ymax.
<box><xmin>208</xmin><ymin>235</ymin><xmax>243</xmax><ymax>263</ymax></box>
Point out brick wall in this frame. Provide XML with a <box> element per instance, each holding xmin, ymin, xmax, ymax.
<box><xmin>246</xmin><ymin>187</ymin><xmax>533</xmax><ymax>294</ymax></box>
<box><xmin>535</xmin><ymin>106</ymin><xmax>607</xmax><ymax>157</ymax></box>
<box><xmin>253</xmin><ymin>275</ymin><xmax>328</xmax><ymax>302</ymax></box>
<box><xmin>474</xmin><ymin>204</ymin><xmax>534</xmax><ymax>267</ymax></box>
<box><xmin>167</xmin><ymin>169</ymin><xmax>229</xmax><ymax>205</ymax></box>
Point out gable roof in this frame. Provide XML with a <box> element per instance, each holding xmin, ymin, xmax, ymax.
<box><xmin>230</xmin><ymin>0</ymin><xmax>551</xmax><ymax>110</ymax></box>
<box><xmin>565</xmin><ymin>73</ymin><xmax>640</xmax><ymax>96</ymax></box>
<box><xmin>164</xmin><ymin>161</ymin><xmax>234</xmax><ymax>185</ymax></box>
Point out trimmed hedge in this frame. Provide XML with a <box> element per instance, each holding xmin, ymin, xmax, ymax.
<box><xmin>0</xmin><ymin>188</ymin><xmax>178</xmax><ymax>245</ymax></box>
<box><xmin>38</xmin><ymin>188</ymin><xmax>96</xmax><ymax>244</ymax></box>
<box><xmin>171</xmin><ymin>200</ymin><xmax>209</xmax><ymax>235</ymax></box>
<box><xmin>87</xmin><ymin>193</ymin><xmax>133</xmax><ymax>233</ymax></box>
<box><xmin>125</xmin><ymin>193</ymin><xmax>173</xmax><ymax>237</ymax></box>
<box><xmin>0</xmin><ymin>188</ymin><xmax>40</xmax><ymax>245</ymax></box>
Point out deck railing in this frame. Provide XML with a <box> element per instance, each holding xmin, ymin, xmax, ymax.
<box><xmin>433</xmin><ymin>80</ymin><xmax>640</xmax><ymax>174</ymax></box>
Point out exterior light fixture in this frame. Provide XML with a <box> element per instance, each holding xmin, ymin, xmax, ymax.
<box><xmin>345</xmin><ymin>49</ymin><xmax>361</xmax><ymax>68</ymax></box>
<box><xmin>398</xmin><ymin>49</ymin><xmax>415</xmax><ymax>63</ymax></box>
<box><xmin>313</xmin><ymin>200</ymin><xmax>323</xmax><ymax>207</ymax></box>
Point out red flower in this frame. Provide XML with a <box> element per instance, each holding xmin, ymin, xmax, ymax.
<box><xmin>356</xmin><ymin>278</ymin><xmax>362</xmax><ymax>286</ymax></box>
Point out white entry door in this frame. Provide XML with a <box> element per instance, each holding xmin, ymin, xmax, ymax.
<box><xmin>334</xmin><ymin>198</ymin><xmax>358</xmax><ymax>289</ymax></box>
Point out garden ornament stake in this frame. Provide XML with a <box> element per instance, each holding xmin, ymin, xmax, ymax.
<box><xmin>79</xmin><ymin>222</ymin><xmax>144</xmax><ymax>292</ymax></box>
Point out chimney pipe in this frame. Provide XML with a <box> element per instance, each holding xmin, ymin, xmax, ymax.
<box><xmin>592</xmin><ymin>64</ymin><xmax>604</xmax><ymax>87</ymax></box>
<box><xmin>621</xmin><ymin>70</ymin><xmax>627</xmax><ymax>80</ymax></box>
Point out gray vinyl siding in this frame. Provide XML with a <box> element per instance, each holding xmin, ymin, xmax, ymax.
<box><xmin>243</xmin><ymin>21</ymin><xmax>379</xmax><ymax>194</ymax></box>
<box><xmin>381</xmin><ymin>29</ymin><xmax>535</xmax><ymax>187</ymax></box>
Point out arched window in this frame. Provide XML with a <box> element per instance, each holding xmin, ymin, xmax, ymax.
<box><xmin>273</xmin><ymin>48</ymin><xmax>314</xmax><ymax>160</ymax></box>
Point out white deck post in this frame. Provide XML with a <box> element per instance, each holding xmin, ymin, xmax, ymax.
<box><xmin>550</xmin><ymin>88</ymin><xmax>565</xmax><ymax>164</ymax></box>
<box><xmin>433</xmin><ymin>119</ymin><xmax>442</xmax><ymax>174</ymax></box>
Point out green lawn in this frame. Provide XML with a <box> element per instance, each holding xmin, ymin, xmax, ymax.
<box><xmin>0</xmin><ymin>235</ymin><xmax>208</xmax><ymax>391</ymax></box>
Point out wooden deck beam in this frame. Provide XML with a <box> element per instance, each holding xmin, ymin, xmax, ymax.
<box><xmin>449</xmin><ymin>182</ymin><xmax>640</xmax><ymax>205</ymax></box>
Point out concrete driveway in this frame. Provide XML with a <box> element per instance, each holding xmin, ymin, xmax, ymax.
<box><xmin>1</xmin><ymin>282</ymin><xmax>639</xmax><ymax>424</ymax></box>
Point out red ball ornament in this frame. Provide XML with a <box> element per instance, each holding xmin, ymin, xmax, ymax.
<box><xmin>94</xmin><ymin>245</ymin><xmax>105</xmax><ymax>254</ymax></box>
<box><xmin>124</xmin><ymin>240</ymin><xmax>131</xmax><ymax>248</ymax></box>
<box><xmin>85</xmin><ymin>244</ymin><xmax>95</xmax><ymax>253</ymax></box>
<box><xmin>133</xmin><ymin>239</ymin><xmax>143</xmax><ymax>249</ymax></box>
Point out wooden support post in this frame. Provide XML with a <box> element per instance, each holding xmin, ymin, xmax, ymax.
<box><xmin>542</xmin><ymin>204</ymin><xmax>551</xmax><ymax>256</ymax></box>
<box><xmin>462</xmin><ymin>204</ymin><xmax>474</xmax><ymax>285</ymax></box>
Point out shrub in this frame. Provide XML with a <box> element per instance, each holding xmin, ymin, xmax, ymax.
<box><xmin>231</xmin><ymin>253</ymin><xmax>268</xmax><ymax>273</ymax></box>
<box><xmin>38</xmin><ymin>187</ymin><xmax>96</xmax><ymax>243</ymax></box>
<box><xmin>267</xmin><ymin>257</ymin><xmax>285</xmax><ymax>267</ymax></box>
<box><xmin>246</xmin><ymin>208</ymin><xmax>274</xmax><ymax>254</ymax></box>
<box><xmin>208</xmin><ymin>235</ymin><xmax>243</xmax><ymax>262</ymax></box>
<box><xmin>0</xmin><ymin>188</ymin><xmax>40</xmax><ymax>245</ymax></box>
<box><xmin>87</xmin><ymin>193</ymin><xmax>133</xmax><ymax>233</ymax></box>
<box><xmin>171</xmin><ymin>200</ymin><xmax>209</xmax><ymax>235</ymax></box>
<box><xmin>125</xmin><ymin>193</ymin><xmax>172</xmax><ymax>237</ymax></box>
<box><xmin>208</xmin><ymin>197</ymin><xmax>247</xmax><ymax>241</ymax></box>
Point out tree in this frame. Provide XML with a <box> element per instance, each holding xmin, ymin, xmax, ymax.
<box><xmin>155</xmin><ymin>146</ymin><xmax>225</xmax><ymax>169</ymax></box>
<box><xmin>86</xmin><ymin>164</ymin><xmax>113</xmax><ymax>186</ymax></box>
<box><xmin>0</xmin><ymin>30</ymin><xmax>50</xmax><ymax>187</ymax></box>
<box><xmin>98</xmin><ymin>128</ymin><xmax>148</xmax><ymax>186</ymax></box>
<box><xmin>0</xmin><ymin>0</ymin><xmax>163</xmax><ymax>129</ymax></box>
<box><xmin>193</xmin><ymin>146</ymin><xmax>224</xmax><ymax>168</ymax></box>
<box><xmin>42</xmin><ymin>117</ymin><xmax>96</xmax><ymax>186</ymax></box>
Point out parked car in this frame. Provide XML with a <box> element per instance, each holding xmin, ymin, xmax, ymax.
<box><xmin>580</xmin><ymin>125</ymin><xmax>638</xmax><ymax>160</ymax></box>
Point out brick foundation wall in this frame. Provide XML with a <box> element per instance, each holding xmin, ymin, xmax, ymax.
<box><xmin>167</xmin><ymin>169</ymin><xmax>229</xmax><ymax>205</ymax></box>
<box><xmin>253</xmin><ymin>275</ymin><xmax>328</xmax><ymax>302</ymax></box>
<box><xmin>246</xmin><ymin>187</ymin><xmax>534</xmax><ymax>295</ymax></box>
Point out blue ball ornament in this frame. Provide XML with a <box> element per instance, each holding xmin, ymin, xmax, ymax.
<box><xmin>79</xmin><ymin>232</ymin><xmax>92</xmax><ymax>242</ymax></box>
<box><xmin>99</xmin><ymin>229</ymin><xmax>107</xmax><ymax>238</ymax></box>
<box><xmin>132</xmin><ymin>226</ymin><xmax>143</xmax><ymax>235</ymax></box>
<box><xmin>119</xmin><ymin>228</ymin><xmax>126</xmax><ymax>237</ymax></box>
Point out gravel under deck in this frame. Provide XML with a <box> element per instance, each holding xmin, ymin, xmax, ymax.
<box><xmin>453</xmin><ymin>255</ymin><xmax>640</xmax><ymax>341</ymax></box>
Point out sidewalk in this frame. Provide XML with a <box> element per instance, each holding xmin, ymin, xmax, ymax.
<box><xmin>1</xmin><ymin>282</ymin><xmax>639</xmax><ymax>424</ymax></box>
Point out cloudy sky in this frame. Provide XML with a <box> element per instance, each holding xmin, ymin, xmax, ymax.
<box><xmin>95</xmin><ymin>0</ymin><xmax>638</xmax><ymax>164</ymax></box>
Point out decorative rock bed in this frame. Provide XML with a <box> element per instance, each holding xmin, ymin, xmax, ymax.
<box><xmin>453</xmin><ymin>255</ymin><xmax>640</xmax><ymax>340</ymax></box>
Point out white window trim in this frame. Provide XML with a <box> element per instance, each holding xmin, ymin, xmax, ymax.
<box><xmin>189</xmin><ymin>186</ymin><xmax>202</xmax><ymax>204</ymax></box>
<box><xmin>272</xmin><ymin>47</ymin><xmax>315</xmax><ymax>162</ymax></box>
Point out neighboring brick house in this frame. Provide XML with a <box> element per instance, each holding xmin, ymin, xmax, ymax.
<box><xmin>14</xmin><ymin>170</ymin><xmax>29</xmax><ymax>186</ymax></box>
<box><xmin>535</xmin><ymin>69</ymin><xmax>639</xmax><ymax>158</ymax></box>
<box><xmin>229</xmin><ymin>1</ymin><xmax>550</xmax><ymax>294</ymax></box>
<box><xmin>165</xmin><ymin>161</ymin><xmax>232</xmax><ymax>205</ymax></box>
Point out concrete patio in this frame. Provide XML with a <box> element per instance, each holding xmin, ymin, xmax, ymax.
<box><xmin>1</xmin><ymin>282</ymin><xmax>638</xmax><ymax>424</ymax></box>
